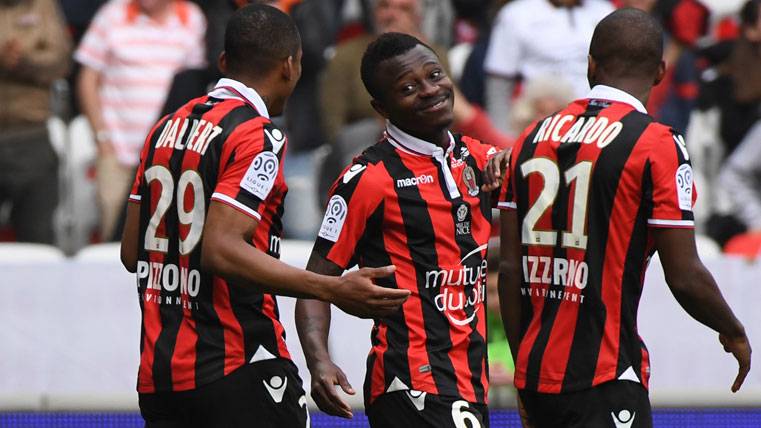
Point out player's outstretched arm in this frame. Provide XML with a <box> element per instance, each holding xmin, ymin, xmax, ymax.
<box><xmin>655</xmin><ymin>228</ymin><xmax>752</xmax><ymax>392</ymax></box>
<box><xmin>201</xmin><ymin>201</ymin><xmax>410</xmax><ymax>310</ymax></box>
<box><xmin>296</xmin><ymin>252</ymin><xmax>356</xmax><ymax>418</ymax></box>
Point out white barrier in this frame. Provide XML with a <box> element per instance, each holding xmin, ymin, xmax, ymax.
<box><xmin>0</xmin><ymin>242</ymin><xmax>759</xmax><ymax>410</ymax></box>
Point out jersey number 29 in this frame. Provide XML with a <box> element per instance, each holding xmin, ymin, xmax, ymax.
<box><xmin>143</xmin><ymin>166</ymin><xmax>205</xmax><ymax>255</ymax></box>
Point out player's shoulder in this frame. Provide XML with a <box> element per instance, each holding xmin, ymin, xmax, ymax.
<box><xmin>457</xmin><ymin>134</ymin><xmax>499</xmax><ymax>162</ymax></box>
<box><xmin>333</xmin><ymin>141</ymin><xmax>392</xmax><ymax>190</ymax></box>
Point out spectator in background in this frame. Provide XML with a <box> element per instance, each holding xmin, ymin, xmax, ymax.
<box><xmin>718</xmin><ymin>121</ymin><xmax>761</xmax><ymax>234</ymax></box>
<box><xmin>616</xmin><ymin>0</ymin><xmax>710</xmax><ymax>133</ymax></box>
<box><xmin>508</xmin><ymin>75</ymin><xmax>575</xmax><ymax>134</ymax></box>
<box><xmin>0</xmin><ymin>0</ymin><xmax>71</xmax><ymax>244</ymax></box>
<box><xmin>76</xmin><ymin>0</ymin><xmax>206</xmax><ymax>241</ymax></box>
<box><xmin>484</xmin><ymin>0</ymin><xmax>613</xmax><ymax>132</ymax></box>
<box><xmin>725</xmin><ymin>0</ymin><xmax>761</xmax><ymax>152</ymax></box>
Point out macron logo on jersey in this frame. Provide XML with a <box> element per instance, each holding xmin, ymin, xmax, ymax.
<box><xmin>396</xmin><ymin>174</ymin><xmax>434</xmax><ymax>188</ymax></box>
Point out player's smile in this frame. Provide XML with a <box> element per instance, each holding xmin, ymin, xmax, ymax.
<box><xmin>374</xmin><ymin>44</ymin><xmax>455</xmax><ymax>143</ymax></box>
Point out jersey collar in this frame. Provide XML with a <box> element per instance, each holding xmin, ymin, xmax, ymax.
<box><xmin>385</xmin><ymin>121</ymin><xmax>455</xmax><ymax>158</ymax></box>
<box><xmin>209</xmin><ymin>78</ymin><xmax>270</xmax><ymax>119</ymax></box>
<box><xmin>586</xmin><ymin>85</ymin><xmax>647</xmax><ymax>115</ymax></box>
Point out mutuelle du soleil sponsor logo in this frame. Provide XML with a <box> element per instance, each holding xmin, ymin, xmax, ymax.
<box><xmin>424</xmin><ymin>244</ymin><xmax>487</xmax><ymax>326</ymax></box>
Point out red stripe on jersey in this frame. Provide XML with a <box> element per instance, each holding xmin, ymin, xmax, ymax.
<box><xmin>262</xmin><ymin>295</ymin><xmax>291</xmax><ymax>359</ymax></box>
<box><xmin>640</xmin><ymin>344</ymin><xmax>651</xmax><ymax>389</ymax></box>
<box><xmin>381</xmin><ymin>174</ymin><xmax>437</xmax><ymax>395</ymax></box>
<box><xmin>403</xmin><ymin>155</ymin><xmax>476</xmax><ymax>402</ymax></box>
<box><xmin>211</xmin><ymin>277</ymin><xmax>245</xmax><ymax>375</ymax></box>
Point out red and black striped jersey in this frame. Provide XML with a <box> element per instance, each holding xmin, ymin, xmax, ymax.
<box><xmin>128</xmin><ymin>78</ymin><xmax>291</xmax><ymax>393</ymax></box>
<box><xmin>314</xmin><ymin>122</ymin><xmax>500</xmax><ymax>406</ymax></box>
<box><xmin>499</xmin><ymin>85</ymin><xmax>697</xmax><ymax>394</ymax></box>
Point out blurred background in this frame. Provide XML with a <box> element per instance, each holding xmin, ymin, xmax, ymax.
<box><xmin>1</xmin><ymin>0</ymin><xmax>760</xmax><ymax>426</ymax></box>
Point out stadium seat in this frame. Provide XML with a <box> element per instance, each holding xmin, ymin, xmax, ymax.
<box><xmin>74</xmin><ymin>243</ymin><xmax>121</xmax><ymax>262</ymax></box>
<box><xmin>0</xmin><ymin>243</ymin><xmax>66</xmax><ymax>262</ymax></box>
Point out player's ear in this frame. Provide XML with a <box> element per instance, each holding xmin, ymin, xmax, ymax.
<box><xmin>654</xmin><ymin>60</ymin><xmax>666</xmax><ymax>86</ymax></box>
<box><xmin>282</xmin><ymin>55</ymin><xmax>298</xmax><ymax>82</ymax></box>
<box><xmin>218</xmin><ymin>51</ymin><xmax>228</xmax><ymax>75</ymax></box>
<box><xmin>370</xmin><ymin>98</ymin><xmax>389</xmax><ymax>119</ymax></box>
<box><xmin>587</xmin><ymin>54</ymin><xmax>597</xmax><ymax>88</ymax></box>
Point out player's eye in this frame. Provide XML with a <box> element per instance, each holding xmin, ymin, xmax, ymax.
<box><xmin>400</xmin><ymin>83</ymin><xmax>416</xmax><ymax>95</ymax></box>
<box><xmin>430</xmin><ymin>69</ymin><xmax>443</xmax><ymax>80</ymax></box>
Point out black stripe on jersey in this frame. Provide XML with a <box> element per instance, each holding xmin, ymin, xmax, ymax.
<box><xmin>523</xmin><ymin>136</ymin><xmax>582</xmax><ymax>391</ymax></box>
<box><xmin>459</xmin><ymin>149</ymin><xmax>489</xmax><ymax>402</ymax></box>
<box><xmin>615</xmin><ymin>169</ymin><xmax>651</xmax><ymax>379</ymax></box>
<box><xmin>382</xmin><ymin>146</ymin><xmax>455</xmax><ymax>397</ymax></box>
<box><xmin>356</xmin><ymin>201</ymin><xmax>398</xmax><ymax>405</ymax></box>
<box><xmin>561</xmin><ymin>111</ymin><xmax>653</xmax><ymax>391</ymax></box>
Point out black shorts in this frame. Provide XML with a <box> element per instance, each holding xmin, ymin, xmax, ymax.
<box><xmin>518</xmin><ymin>380</ymin><xmax>652</xmax><ymax>428</ymax></box>
<box><xmin>366</xmin><ymin>390</ymin><xmax>489</xmax><ymax>428</ymax></box>
<box><xmin>139</xmin><ymin>358</ymin><xmax>309</xmax><ymax>428</ymax></box>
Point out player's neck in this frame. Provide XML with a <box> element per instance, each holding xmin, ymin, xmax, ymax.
<box><xmin>593</xmin><ymin>80</ymin><xmax>651</xmax><ymax>110</ymax></box>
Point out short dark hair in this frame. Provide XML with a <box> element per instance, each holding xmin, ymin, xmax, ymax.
<box><xmin>360</xmin><ymin>32</ymin><xmax>436</xmax><ymax>100</ymax></box>
<box><xmin>589</xmin><ymin>8</ymin><xmax>664</xmax><ymax>78</ymax></box>
<box><xmin>740</xmin><ymin>0</ymin><xmax>760</xmax><ymax>28</ymax></box>
<box><xmin>224</xmin><ymin>4</ymin><xmax>301</xmax><ymax>76</ymax></box>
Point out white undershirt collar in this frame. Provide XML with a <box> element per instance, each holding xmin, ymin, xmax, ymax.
<box><xmin>586</xmin><ymin>85</ymin><xmax>648</xmax><ymax>115</ymax></box>
<box><xmin>209</xmin><ymin>78</ymin><xmax>270</xmax><ymax>119</ymax></box>
<box><xmin>385</xmin><ymin>121</ymin><xmax>461</xmax><ymax>199</ymax></box>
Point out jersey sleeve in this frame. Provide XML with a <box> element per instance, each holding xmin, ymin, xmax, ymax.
<box><xmin>647</xmin><ymin>128</ymin><xmax>697</xmax><ymax>228</ymax></box>
<box><xmin>313</xmin><ymin>162</ymin><xmax>384</xmax><ymax>270</ymax></box>
<box><xmin>211</xmin><ymin>120</ymin><xmax>286</xmax><ymax>221</ymax></box>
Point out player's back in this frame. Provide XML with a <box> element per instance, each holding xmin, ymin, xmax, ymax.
<box><xmin>128</xmin><ymin>81</ymin><xmax>292</xmax><ymax>394</ymax></box>
<box><xmin>503</xmin><ymin>86</ymin><xmax>695</xmax><ymax>394</ymax></box>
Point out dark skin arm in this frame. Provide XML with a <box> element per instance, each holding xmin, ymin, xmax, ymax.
<box><xmin>121</xmin><ymin>201</ymin><xmax>409</xmax><ymax>315</ymax></box>
<box><xmin>295</xmin><ymin>252</ymin><xmax>357</xmax><ymax>418</ymax></box>
<box><xmin>497</xmin><ymin>209</ymin><xmax>534</xmax><ymax>428</ymax></box>
<box><xmin>654</xmin><ymin>228</ymin><xmax>751</xmax><ymax>392</ymax></box>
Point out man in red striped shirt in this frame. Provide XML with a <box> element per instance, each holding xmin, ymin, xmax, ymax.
<box><xmin>119</xmin><ymin>5</ymin><xmax>409</xmax><ymax>428</ymax></box>
<box><xmin>498</xmin><ymin>8</ymin><xmax>751</xmax><ymax>427</ymax></box>
<box><xmin>296</xmin><ymin>32</ymin><xmax>502</xmax><ymax>427</ymax></box>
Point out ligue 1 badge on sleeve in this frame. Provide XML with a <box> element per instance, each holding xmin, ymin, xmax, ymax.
<box><xmin>463</xmin><ymin>166</ymin><xmax>479</xmax><ymax>196</ymax></box>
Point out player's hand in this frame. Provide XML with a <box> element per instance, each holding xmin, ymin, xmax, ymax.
<box><xmin>719</xmin><ymin>333</ymin><xmax>751</xmax><ymax>392</ymax></box>
<box><xmin>329</xmin><ymin>265</ymin><xmax>410</xmax><ymax>318</ymax></box>
<box><xmin>481</xmin><ymin>148</ymin><xmax>510</xmax><ymax>192</ymax></box>
<box><xmin>309</xmin><ymin>359</ymin><xmax>355</xmax><ymax>418</ymax></box>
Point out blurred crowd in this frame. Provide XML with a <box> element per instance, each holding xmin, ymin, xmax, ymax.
<box><xmin>1</xmin><ymin>0</ymin><xmax>759</xmax><ymax>401</ymax></box>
